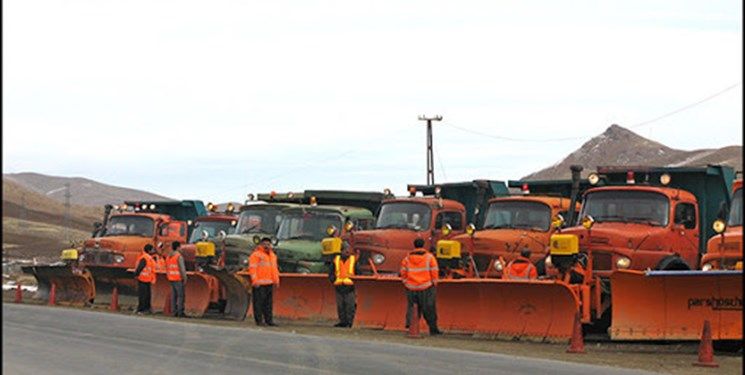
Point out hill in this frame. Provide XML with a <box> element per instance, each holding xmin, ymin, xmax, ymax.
<box><xmin>3</xmin><ymin>172</ymin><xmax>172</xmax><ymax>207</ymax></box>
<box><xmin>2</xmin><ymin>178</ymin><xmax>103</xmax><ymax>260</ymax></box>
<box><xmin>523</xmin><ymin>125</ymin><xmax>742</xmax><ymax>180</ymax></box>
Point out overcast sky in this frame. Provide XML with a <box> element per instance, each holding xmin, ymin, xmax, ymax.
<box><xmin>3</xmin><ymin>0</ymin><xmax>742</xmax><ymax>203</ymax></box>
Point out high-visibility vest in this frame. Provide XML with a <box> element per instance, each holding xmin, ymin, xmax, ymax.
<box><xmin>503</xmin><ymin>257</ymin><xmax>537</xmax><ymax>280</ymax></box>
<box><xmin>248</xmin><ymin>247</ymin><xmax>279</xmax><ymax>286</ymax></box>
<box><xmin>400</xmin><ymin>249</ymin><xmax>439</xmax><ymax>291</ymax></box>
<box><xmin>155</xmin><ymin>256</ymin><xmax>166</xmax><ymax>272</ymax></box>
<box><xmin>334</xmin><ymin>255</ymin><xmax>356</xmax><ymax>286</ymax></box>
<box><xmin>136</xmin><ymin>252</ymin><xmax>156</xmax><ymax>284</ymax></box>
<box><xmin>166</xmin><ymin>252</ymin><xmax>183</xmax><ymax>282</ymax></box>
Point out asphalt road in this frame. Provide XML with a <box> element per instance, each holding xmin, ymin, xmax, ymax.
<box><xmin>3</xmin><ymin>304</ymin><xmax>656</xmax><ymax>375</ymax></box>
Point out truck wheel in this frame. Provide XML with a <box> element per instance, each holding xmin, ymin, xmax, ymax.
<box><xmin>655</xmin><ymin>256</ymin><xmax>691</xmax><ymax>271</ymax></box>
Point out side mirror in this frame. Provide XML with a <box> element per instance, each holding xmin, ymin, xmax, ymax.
<box><xmin>217</xmin><ymin>230</ymin><xmax>227</xmax><ymax>241</ymax></box>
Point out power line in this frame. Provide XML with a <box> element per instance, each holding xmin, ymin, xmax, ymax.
<box><xmin>443</xmin><ymin>81</ymin><xmax>741</xmax><ymax>143</ymax></box>
<box><xmin>629</xmin><ymin>82</ymin><xmax>741</xmax><ymax>129</ymax></box>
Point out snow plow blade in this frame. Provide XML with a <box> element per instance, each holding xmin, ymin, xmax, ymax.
<box><xmin>610</xmin><ymin>270</ymin><xmax>743</xmax><ymax>340</ymax></box>
<box><xmin>353</xmin><ymin>277</ymin><xmax>580</xmax><ymax>340</ymax></box>
<box><xmin>201</xmin><ymin>266</ymin><xmax>251</xmax><ymax>320</ymax></box>
<box><xmin>87</xmin><ymin>266</ymin><xmax>138</xmax><ymax>307</ymax></box>
<box><xmin>273</xmin><ymin>274</ymin><xmax>337</xmax><ymax>321</ymax></box>
<box><xmin>21</xmin><ymin>264</ymin><xmax>95</xmax><ymax>305</ymax></box>
<box><xmin>151</xmin><ymin>271</ymin><xmax>213</xmax><ymax>317</ymax></box>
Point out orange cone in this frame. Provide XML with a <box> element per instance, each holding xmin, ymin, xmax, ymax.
<box><xmin>110</xmin><ymin>286</ymin><xmax>119</xmax><ymax>311</ymax></box>
<box><xmin>566</xmin><ymin>312</ymin><xmax>585</xmax><ymax>353</ymax></box>
<box><xmin>406</xmin><ymin>304</ymin><xmax>422</xmax><ymax>339</ymax></box>
<box><xmin>14</xmin><ymin>284</ymin><xmax>22</xmax><ymax>303</ymax></box>
<box><xmin>163</xmin><ymin>290</ymin><xmax>173</xmax><ymax>316</ymax></box>
<box><xmin>48</xmin><ymin>283</ymin><xmax>57</xmax><ymax>306</ymax></box>
<box><xmin>693</xmin><ymin>320</ymin><xmax>719</xmax><ymax>367</ymax></box>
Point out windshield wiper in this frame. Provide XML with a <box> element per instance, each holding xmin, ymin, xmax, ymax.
<box><xmin>594</xmin><ymin>215</ymin><xmax>623</xmax><ymax>223</ymax></box>
<box><xmin>512</xmin><ymin>224</ymin><xmax>546</xmax><ymax>231</ymax></box>
<box><xmin>376</xmin><ymin>224</ymin><xmax>410</xmax><ymax>230</ymax></box>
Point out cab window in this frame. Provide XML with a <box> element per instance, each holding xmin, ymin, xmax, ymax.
<box><xmin>435</xmin><ymin>211</ymin><xmax>463</xmax><ymax>230</ymax></box>
<box><xmin>674</xmin><ymin>203</ymin><xmax>696</xmax><ymax>229</ymax></box>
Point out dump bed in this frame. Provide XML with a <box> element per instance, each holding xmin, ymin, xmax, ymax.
<box><xmin>256</xmin><ymin>190</ymin><xmax>386</xmax><ymax>214</ymax></box>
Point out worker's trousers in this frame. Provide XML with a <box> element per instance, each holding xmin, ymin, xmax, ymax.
<box><xmin>137</xmin><ymin>281</ymin><xmax>152</xmax><ymax>313</ymax></box>
<box><xmin>170</xmin><ymin>281</ymin><xmax>185</xmax><ymax>317</ymax></box>
<box><xmin>252</xmin><ymin>285</ymin><xmax>274</xmax><ymax>324</ymax></box>
<box><xmin>335</xmin><ymin>286</ymin><xmax>356</xmax><ymax>326</ymax></box>
<box><xmin>405</xmin><ymin>286</ymin><xmax>439</xmax><ymax>333</ymax></box>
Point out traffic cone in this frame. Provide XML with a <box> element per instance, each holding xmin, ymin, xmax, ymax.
<box><xmin>14</xmin><ymin>284</ymin><xmax>23</xmax><ymax>303</ymax></box>
<box><xmin>163</xmin><ymin>290</ymin><xmax>173</xmax><ymax>316</ymax></box>
<box><xmin>48</xmin><ymin>283</ymin><xmax>57</xmax><ymax>306</ymax></box>
<box><xmin>693</xmin><ymin>320</ymin><xmax>719</xmax><ymax>367</ymax></box>
<box><xmin>566</xmin><ymin>312</ymin><xmax>585</xmax><ymax>353</ymax></box>
<box><xmin>110</xmin><ymin>286</ymin><xmax>119</xmax><ymax>311</ymax></box>
<box><xmin>406</xmin><ymin>304</ymin><xmax>422</xmax><ymax>339</ymax></box>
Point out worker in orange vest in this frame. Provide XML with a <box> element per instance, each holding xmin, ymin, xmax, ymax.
<box><xmin>328</xmin><ymin>241</ymin><xmax>360</xmax><ymax>328</ymax></box>
<box><xmin>133</xmin><ymin>244</ymin><xmax>157</xmax><ymax>314</ymax></box>
<box><xmin>166</xmin><ymin>241</ymin><xmax>188</xmax><ymax>317</ymax></box>
<box><xmin>502</xmin><ymin>249</ymin><xmax>538</xmax><ymax>280</ymax></box>
<box><xmin>248</xmin><ymin>237</ymin><xmax>280</xmax><ymax>326</ymax></box>
<box><xmin>400</xmin><ymin>238</ymin><xmax>442</xmax><ymax>335</ymax></box>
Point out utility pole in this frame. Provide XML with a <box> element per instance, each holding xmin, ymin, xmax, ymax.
<box><xmin>418</xmin><ymin>115</ymin><xmax>442</xmax><ymax>185</ymax></box>
<box><xmin>64</xmin><ymin>183</ymin><xmax>71</xmax><ymax>243</ymax></box>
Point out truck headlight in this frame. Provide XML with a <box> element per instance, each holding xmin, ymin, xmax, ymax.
<box><xmin>493</xmin><ymin>259</ymin><xmax>504</xmax><ymax>271</ymax></box>
<box><xmin>113</xmin><ymin>255</ymin><xmax>125</xmax><ymax>263</ymax></box>
<box><xmin>544</xmin><ymin>255</ymin><xmax>552</xmax><ymax>267</ymax></box>
<box><xmin>372</xmin><ymin>253</ymin><xmax>385</xmax><ymax>265</ymax></box>
<box><xmin>702</xmin><ymin>263</ymin><xmax>713</xmax><ymax>271</ymax></box>
<box><xmin>616</xmin><ymin>256</ymin><xmax>631</xmax><ymax>269</ymax></box>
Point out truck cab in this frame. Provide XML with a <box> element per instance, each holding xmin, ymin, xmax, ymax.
<box><xmin>353</xmin><ymin>181</ymin><xmax>508</xmax><ymax>275</ymax></box>
<box><xmin>561</xmin><ymin>165</ymin><xmax>735</xmax><ymax>278</ymax></box>
<box><xmin>78</xmin><ymin>212</ymin><xmax>188</xmax><ymax>269</ymax></box>
<box><xmin>703</xmin><ymin>179</ymin><xmax>742</xmax><ymax>270</ymax></box>
<box><xmin>180</xmin><ymin>207</ymin><xmax>239</xmax><ymax>270</ymax></box>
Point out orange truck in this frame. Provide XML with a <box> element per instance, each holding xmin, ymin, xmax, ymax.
<box><xmin>542</xmin><ymin>165</ymin><xmax>741</xmax><ymax>343</ymax></box>
<box><xmin>350</xmin><ymin>181</ymin><xmax>509</xmax><ymax>275</ymax></box>
<box><xmin>702</xmin><ymin>179</ymin><xmax>742</xmax><ymax>270</ymax></box>
<box><xmin>448</xmin><ymin>169</ymin><xmax>589</xmax><ymax>278</ymax></box>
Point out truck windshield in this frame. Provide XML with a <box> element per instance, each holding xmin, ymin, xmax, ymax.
<box><xmin>580</xmin><ymin>190</ymin><xmax>669</xmax><ymax>226</ymax></box>
<box><xmin>188</xmin><ymin>220</ymin><xmax>235</xmax><ymax>243</ymax></box>
<box><xmin>483</xmin><ymin>201</ymin><xmax>551</xmax><ymax>231</ymax></box>
<box><xmin>375</xmin><ymin>202</ymin><xmax>432</xmax><ymax>231</ymax></box>
<box><xmin>235</xmin><ymin>208</ymin><xmax>283</xmax><ymax>234</ymax></box>
<box><xmin>277</xmin><ymin>210</ymin><xmax>343</xmax><ymax>241</ymax></box>
<box><xmin>728</xmin><ymin>188</ymin><xmax>742</xmax><ymax>226</ymax></box>
<box><xmin>105</xmin><ymin>216</ymin><xmax>154</xmax><ymax>237</ymax></box>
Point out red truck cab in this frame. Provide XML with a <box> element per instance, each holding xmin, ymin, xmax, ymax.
<box><xmin>79</xmin><ymin>212</ymin><xmax>188</xmax><ymax>269</ymax></box>
<box><xmin>454</xmin><ymin>195</ymin><xmax>575</xmax><ymax>277</ymax></box>
<box><xmin>354</xmin><ymin>197</ymin><xmax>466</xmax><ymax>274</ymax></box>
<box><xmin>703</xmin><ymin>179</ymin><xmax>742</xmax><ymax>270</ymax></box>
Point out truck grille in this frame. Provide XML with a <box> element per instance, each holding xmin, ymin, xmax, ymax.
<box><xmin>592</xmin><ymin>253</ymin><xmax>613</xmax><ymax>271</ymax></box>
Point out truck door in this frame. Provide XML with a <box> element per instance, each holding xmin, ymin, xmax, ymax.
<box><xmin>673</xmin><ymin>202</ymin><xmax>699</xmax><ymax>267</ymax></box>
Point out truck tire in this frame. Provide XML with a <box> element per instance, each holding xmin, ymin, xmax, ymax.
<box><xmin>655</xmin><ymin>256</ymin><xmax>691</xmax><ymax>271</ymax></box>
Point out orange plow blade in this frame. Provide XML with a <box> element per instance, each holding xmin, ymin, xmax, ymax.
<box><xmin>610</xmin><ymin>270</ymin><xmax>743</xmax><ymax>340</ymax></box>
<box><xmin>273</xmin><ymin>274</ymin><xmax>337</xmax><ymax>321</ymax></box>
<box><xmin>21</xmin><ymin>264</ymin><xmax>95</xmax><ymax>306</ymax></box>
<box><xmin>201</xmin><ymin>266</ymin><xmax>251</xmax><ymax>320</ymax></box>
<box><xmin>151</xmin><ymin>271</ymin><xmax>213</xmax><ymax>317</ymax></box>
<box><xmin>87</xmin><ymin>266</ymin><xmax>138</xmax><ymax>307</ymax></box>
<box><xmin>353</xmin><ymin>277</ymin><xmax>580</xmax><ymax>340</ymax></box>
